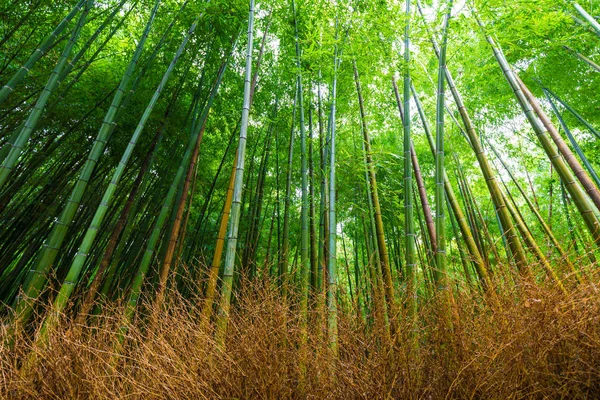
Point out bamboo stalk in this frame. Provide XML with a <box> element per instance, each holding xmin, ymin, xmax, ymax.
<box><xmin>215</xmin><ymin>0</ymin><xmax>255</xmax><ymax>347</ymax></box>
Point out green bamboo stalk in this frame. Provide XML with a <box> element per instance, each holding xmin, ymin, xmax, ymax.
<box><xmin>410</xmin><ymin>82</ymin><xmax>490</xmax><ymax>289</ymax></box>
<box><xmin>489</xmin><ymin>142</ymin><xmax>580</xmax><ymax>281</ymax></box>
<box><xmin>514</xmin><ymin>74</ymin><xmax>600</xmax><ymax>216</ymax></box>
<box><xmin>0</xmin><ymin>0</ymin><xmax>86</xmax><ymax>105</ymax></box>
<box><xmin>214</xmin><ymin>0</ymin><xmax>255</xmax><ymax>347</ymax></box>
<box><xmin>563</xmin><ymin>45</ymin><xmax>600</xmax><ymax>73</ymax></box>
<box><xmin>9</xmin><ymin>1</ymin><xmax>159</xmax><ymax>335</ymax></box>
<box><xmin>472</xmin><ymin>10</ymin><xmax>600</xmax><ymax>241</ymax></box>
<box><xmin>573</xmin><ymin>2</ymin><xmax>600</xmax><ymax>35</ymax></box>
<box><xmin>418</xmin><ymin>0</ymin><xmax>529</xmax><ymax>271</ymax></box>
<box><xmin>327</xmin><ymin>18</ymin><xmax>340</xmax><ymax>355</ymax></box>
<box><xmin>123</xmin><ymin>28</ymin><xmax>230</xmax><ymax>331</ymax></box>
<box><xmin>404</xmin><ymin>0</ymin><xmax>417</xmax><ymax>320</ymax></box>
<box><xmin>354</xmin><ymin>61</ymin><xmax>397</xmax><ymax>325</ymax></box>
<box><xmin>435</xmin><ymin>0</ymin><xmax>453</xmax><ymax>288</ymax></box>
<box><xmin>317</xmin><ymin>72</ymin><xmax>329</xmax><ymax>294</ymax></box>
<box><xmin>543</xmin><ymin>86</ymin><xmax>600</xmax><ymax>141</ymax></box>
<box><xmin>279</xmin><ymin>87</ymin><xmax>298</xmax><ymax>291</ymax></box>
<box><xmin>544</xmin><ymin>90</ymin><xmax>600</xmax><ymax>188</ymax></box>
<box><xmin>292</xmin><ymin>0</ymin><xmax>310</xmax><ymax>328</ymax></box>
<box><xmin>239</xmin><ymin>22</ymin><xmax>272</xmax><ymax>278</ymax></box>
<box><xmin>486</xmin><ymin>47</ymin><xmax>600</xmax><ymax>245</ymax></box>
<box><xmin>0</xmin><ymin>0</ymin><xmax>92</xmax><ymax>189</ymax></box>
<box><xmin>309</xmin><ymin>98</ymin><xmax>319</xmax><ymax>294</ymax></box>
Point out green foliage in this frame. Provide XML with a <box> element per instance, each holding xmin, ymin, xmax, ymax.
<box><xmin>0</xmin><ymin>0</ymin><xmax>599</xmax><ymax>344</ymax></box>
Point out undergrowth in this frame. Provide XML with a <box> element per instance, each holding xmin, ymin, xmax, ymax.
<box><xmin>1</xmin><ymin>272</ymin><xmax>600</xmax><ymax>399</ymax></box>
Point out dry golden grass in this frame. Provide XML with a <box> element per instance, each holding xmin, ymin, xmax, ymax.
<box><xmin>1</xmin><ymin>272</ymin><xmax>600</xmax><ymax>399</ymax></box>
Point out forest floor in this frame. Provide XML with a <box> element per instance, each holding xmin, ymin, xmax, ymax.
<box><xmin>1</xmin><ymin>272</ymin><xmax>600</xmax><ymax>399</ymax></box>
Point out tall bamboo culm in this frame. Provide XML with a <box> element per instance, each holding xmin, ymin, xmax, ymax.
<box><xmin>403</xmin><ymin>0</ymin><xmax>417</xmax><ymax>321</ymax></box>
<box><xmin>473</xmin><ymin>16</ymin><xmax>600</xmax><ymax>246</ymax></box>
<box><xmin>215</xmin><ymin>0</ymin><xmax>255</xmax><ymax>347</ymax></box>
<box><xmin>434</xmin><ymin>0</ymin><xmax>453</xmax><ymax>289</ymax></box>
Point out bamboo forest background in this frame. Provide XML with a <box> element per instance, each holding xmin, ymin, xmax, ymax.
<box><xmin>1</xmin><ymin>0</ymin><xmax>600</xmax><ymax>398</ymax></box>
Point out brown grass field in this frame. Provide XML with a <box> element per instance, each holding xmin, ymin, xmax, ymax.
<box><xmin>1</xmin><ymin>271</ymin><xmax>600</xmax><ymax>399</ymax></box>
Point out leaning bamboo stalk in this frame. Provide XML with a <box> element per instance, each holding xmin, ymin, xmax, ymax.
<box><xmin>489</xmin><ymin>143</ymin><xmax>580</xmax><ymax>282</ymax></box>
<box><xmin>0</xmin><ymin>0</ymin><xmax>86</xmax><ymax>105</ymax></box>
<box><xmin>410</xmin><ymin>82</ymin><xmax>491</xmax><ymax>289</ymax></box>
<box><xmin>123</xmin><ymin>38</ymin><xmax>230</xmax><ymax>331</ymax></box>
<box><xmin>563</xmin><ymin>45</ymin><xmax>600</xmax><ymax>73</ymax></box>
<box><xmin>417</xmin><ymin>0</ymin><xmax>529</xmax><ymax>271</ymax></box>
<box><xmin>543</xmin><ymin>86</ymin><xmax>600</xmax><ymax>141</ymax></box>
<box><xmin>0</xmin><ymin>0</ymin><xmax>92</xmax><ymax>189</ymax></box>
<box><xmin>354</xmin><ymin>61</ymin><xmax>397</xmax><ymax>324</ymax></box>
<box><xmin>515</xmin><ymin>75</ymin><xmax>600</xmax><ymax>213</ymax></box>
<box><xmin>544</xmin><ymin>90</ymin><xmax>600</xmax><ymax>188</ymax></box>
<box><xmin>156</xmin><ymin>51</ymin><xmax>234</xmax><ymax>310</ymax></box>
<box><xmin>392</xmin><ymin>78</ymin><xmax>437</xmax><ymax>268</ymax></box>
<box><xmin>10</xmin><ymin>1</ymin><xmax>160</xmax><ymax>337</ymax></box>
<box><xmin>573</xmin><ymin>2</ymin><xmax>600</xmax><ymax>35</ymax></box>
<box><xmin>478</xmin><ymin>29</ymin><xmax>600</xmax><ymax>245</ymax></box>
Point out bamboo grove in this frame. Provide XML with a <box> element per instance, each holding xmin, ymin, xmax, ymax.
<box><xmin>1</xmin><ymin>0</ymin><xmax>600</xmax><ymax>376</ymax></box>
